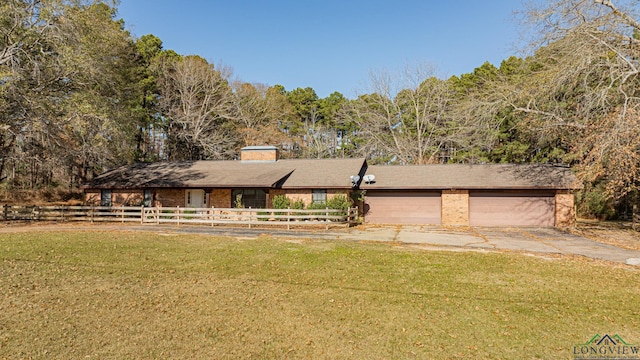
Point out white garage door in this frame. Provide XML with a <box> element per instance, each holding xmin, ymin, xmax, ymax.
<box><xmin>365</xmin><ymin>191</ymin><xmax>441</xmax><ymax>225</ymax></box>
<box><xmin>469</xmin><ymin>192</ymin><xmax>555</xmax><ymax>226</ymax></box>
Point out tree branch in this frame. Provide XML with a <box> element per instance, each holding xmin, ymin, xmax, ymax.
<box><xmin>595</xmin><ymin>0</ymin><xmax>640</xmax><ymax>30</ymax></box>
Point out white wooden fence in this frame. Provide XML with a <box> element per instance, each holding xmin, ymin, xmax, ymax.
<box><xmin>1</xmin><ymin>205</ymin><xmax>359</xmax><ymax>229</ymax></box>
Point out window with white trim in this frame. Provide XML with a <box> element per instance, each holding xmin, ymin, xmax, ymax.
<box><xmin>100</xmin><ymin>189</ymin><xmax>112</xmax><ymax>207</ymax></box>
<box><xmin>312</xmin><ymin>189</ymin><xmax>327</xmax><ymax>205</ymax></box>
<box><xmin>143</xmin><ymin>189</ymin><xmax>152</xmax><ymax>207</ymax></box>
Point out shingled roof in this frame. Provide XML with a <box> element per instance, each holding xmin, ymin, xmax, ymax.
<box><xmin>85</xmin><ymin>158</ymin><xmax>367</xmax><ymax>190</ymax></box>
<box><xmin>85</xmin><ymin>157</ymin><xmax>581</xmax><ymax>191</ymax></box>
<box><xmin>360</xmin><ymin>164</ymin><xmax>582</xmax><ymax>190</ymax></box>
<box><xmin>277</xmin><ymin>158</ymin><xmax>366</xmax><ymax>188</ymax></box>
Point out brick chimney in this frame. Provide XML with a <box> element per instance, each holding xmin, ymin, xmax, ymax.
<box><xmin>240</xmin><ymin>146</ymin><xmax>278</xmax><ymax>162</ymax></box>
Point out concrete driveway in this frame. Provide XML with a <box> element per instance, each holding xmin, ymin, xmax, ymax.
<box><xmin>2</xmin><ymin>223</ymin><xmax>639</xmax><ymax>265</ymax></box>
<box><xmin>333</xmin><ymin>225</ymin><xmax>640</xmax><ymax>265</ymax></box>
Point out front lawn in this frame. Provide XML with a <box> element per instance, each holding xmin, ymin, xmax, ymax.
<box><xmin>0</xmin><ymin>230</ymin><xmax>638</xmax><ymax>359</ymax></box>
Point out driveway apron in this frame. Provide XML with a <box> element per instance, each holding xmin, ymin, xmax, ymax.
<box><xmin>339</xmin><ymin>226</ymin><xmax>640</xmax><ymax>266</ymax></box>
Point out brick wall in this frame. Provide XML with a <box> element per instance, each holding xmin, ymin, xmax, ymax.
<box><xmin>113</xmin><ymin>190</ymin><xmax>143</xmax><ymax>206</ymax></box>
<box><xmin>283</xmin><ymin>189</ymin><xmax>313</xmax><ymax>206</ymax></box>
<box><xmin>555</xmin><ymin>191</ymin><xmax>575</xmax><ymax>227</ymax></box>
<box><xmin>85</xmin><ymin>191</ymin><xmax>100</xmax><ymax>206</ymax></box>
<box><xmin>84</xmin><ymin>189</ymin><xmax>143</xmax><ymax>206</ymax></box>
<box><xmin>441</xmin><ymin>190</ymin><xmax>469</xmax><ymax>225</ymax></box>
<box><xmin>155</xmin><ymin>189</ymin><xmax>184</xmax><ymax>207</ymax></box>
<box><xmin>240</xmin><ymin>147</ymin><xmax>278</xmax><ymax>162</ymax></box>
<box><xmin>210</xmin><ymin>189</ymin><xmax>231</xmax><ymax>208</ymax></box>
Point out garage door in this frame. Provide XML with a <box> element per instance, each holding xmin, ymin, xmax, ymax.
<box><xmin>469</xmin><ymin>192</ymin><xmax>555</xmax><ymax>226</ymax></box>
<box><xmin>365</xmin><ymin>191</ymin><xmax>441</xmax><ymax>225</ymax></box>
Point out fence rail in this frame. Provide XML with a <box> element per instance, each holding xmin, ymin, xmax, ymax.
<box><xmin>1</xmin><ymin>205</ymin><xmax>359</xmax><ymax>229</ymax></box>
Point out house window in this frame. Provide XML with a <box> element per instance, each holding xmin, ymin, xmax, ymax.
<box><xmin>231</xmin><ymin>189</ymin><xmax>267</xmax><ymax>208</ymax></box>
<box><xmin>312</xmin><ymin>189</ymin><xmax>327</xmax><ymax>205</ymax></box>
<box><xmin>143</xmin><ymin>189</ymin><xmax>152</xmax><ymax>207</ymax></box>
<box><xmin>100</xmin><ymin>189</ymin><xmax>112</xmax><ymax>207</ymax></box>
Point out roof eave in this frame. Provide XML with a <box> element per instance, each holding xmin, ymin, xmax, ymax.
<box><xmin>362</xmin><ymin>186</ymin><xmax>579</xmax><ymax>190</ymax></box>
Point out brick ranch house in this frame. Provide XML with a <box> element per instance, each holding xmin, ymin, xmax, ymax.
<box><xmin>83</xmin><ymin>146</ymin><xmax>582</xmax><ymax>227</ymax></box>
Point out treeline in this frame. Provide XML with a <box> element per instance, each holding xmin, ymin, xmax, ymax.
<box><xmin>1</xmin><ymin>0</ymin><xmax>639</xmax><ymax>218</ymax></box>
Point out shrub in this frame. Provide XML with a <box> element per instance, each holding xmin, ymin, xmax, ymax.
<box><xmin>303</xmin><ymin>201</ymin><xmax>326</xmax><ymax>222</ymax></box>
<box><xmin>234</xmin><ymin>194</ymin><xmax>243</xmax><ymax>208</ymax></box>
<box><xmin>271</xmin><ymin>195</ymin><xmax>291</xmax><ymax>217</ymax></box>
<box><xmin>326</xmin><ymin>194</ymin><xmax>351</xmax><ymax>211</ymax></box>
<box><xmin>307</xmin><ymin>195</ymin><xmax>351</xmax><ymax>211</ymax></box>
<box><xmin>291</xmin><ymin>199</ymin><xmax>305</xmax><ymax>210</ymax></box>
<box><xmin>306</xmin><ymin>201</ymin><xmax>328</xmax><ymax>210</ymax></box>
<box><xmin>272</xmin><ymin>195</ymin><xmax>291</xmax><ymax>209</ymax></box>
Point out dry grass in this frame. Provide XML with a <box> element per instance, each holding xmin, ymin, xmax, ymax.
<box><xmin>1</xmin><ymin>230</ymin><xmax>639</xmax><ymax>359</ymax></box>
<box><xmin>571</xmin><ymin>219</ymin><xmax>640</xmax><ymax>251</ymax></box>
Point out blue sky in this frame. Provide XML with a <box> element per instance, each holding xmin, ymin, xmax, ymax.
<box><xmin>117</xmin><ymin>0</ymin><xmax>526</xmax><ymax>98</ymax></box>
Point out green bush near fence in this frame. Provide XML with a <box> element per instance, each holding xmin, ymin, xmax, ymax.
<box><xmin>307</xmin><ymin>194</ymin><xmax>351</xmax><ymax>211</ymax></box>
<box><xmin>269</xmin><ymin>194</ymin><xmax>351</xmax><ymax>221</ymax></box>
<box><xmin>291</xmin><ymin>199</ymin><xmax>305</xmax><ymax>210</ymax></box>
<box><xmin>326</xmin><ymin>194</ymin><xmax>351</xmax><ymax>211</ymax></box>
<box><xmin>272</xmin><ymin>195</ymin><xmax>290</xmax><ymax>210</ymax></box>
<box><xmin>273</xmin><ymin>194</ymin><xmax>351</xmax><ymax>212</ymax></box>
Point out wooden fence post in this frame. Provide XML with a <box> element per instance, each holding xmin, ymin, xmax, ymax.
<box><xmin>287</xmin><ymin>208</ymin><xmax>291</xmax><ymax>230</ymax></box>
<box><xmin>211</xmin><ymin>207</ymin><xmax>215</xmax><ymax>227</ymax></box>
<box><xmin>140</xmin><ymin>206</ymin><xmax>144</xmax><ymax>224</ymax></box>
<box><xmin>248</xmin><ymin>207</ymin><xmax>252</xmax><ymax>229</ymax></box>
<box><xmin>346</xmin><ymin>207</ymin><xmax>355</xmax><ymax>227</ymax></box>
<box><xmin>2</xmin><ymin>204</ymin><xmax>7</xmax><ymax>221</ymax></box>
<box><xmin>325</xmin><ymin>207</ymin><xmax>329</xmax><ymax>230</ymax></box>
<box><xmin>156</xmin><ymin>205</ymin><xmax>160</xmax><ymax>225</ymax></box>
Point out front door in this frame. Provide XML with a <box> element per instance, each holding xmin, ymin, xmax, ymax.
<box><xmin>185</xmin><ymin>189</ymin><xmax>205</xmax><ymax>208</ymax></box>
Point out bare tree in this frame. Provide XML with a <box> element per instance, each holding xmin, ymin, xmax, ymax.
<box><xmin>347</xmin><ymin>64</ymin><xmax>500</xmax><ymax>165</ymax></box>
<box><xmin>157</xmin><ymin>55</ymin><xmax>238</xmax><ymax>160</ymax></box>
<box><xmin>513</xmin><ymin>0</ymin><xmax>640</xmax><ymax>197</ymax></box>
<box><xmin>298</xmin><ymin>107</ymin><xmax>336</xmax><ymax>159</ymax></box>
<box><xmin>231</xmin><ymin>82</ymin><xmax>291</xmax><ymax>148</ymax></box>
